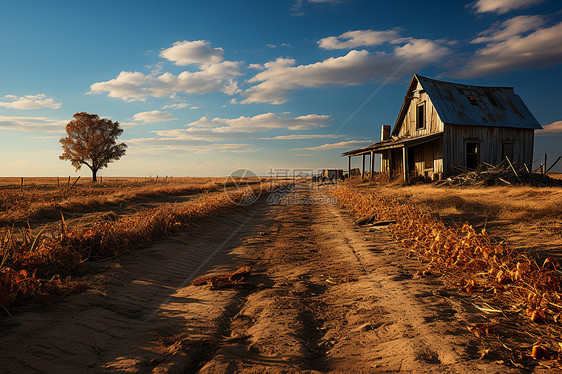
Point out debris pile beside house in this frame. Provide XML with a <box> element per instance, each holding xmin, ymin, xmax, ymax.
<box><xmin>438</xmin><ymin>158</ymin><xmax>562</xmax><ymax>187</ymax></box>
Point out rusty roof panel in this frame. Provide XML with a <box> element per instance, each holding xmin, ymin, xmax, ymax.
<box><xmin>416</xmin><ymin>75</ymin><xmax>542</xmax><ymax>130</ymax></box>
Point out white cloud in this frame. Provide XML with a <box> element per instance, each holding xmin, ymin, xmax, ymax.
<box><xmin>0</xmin><ymin>115</ymin><xmax>66</xmax><ymax>132</ymax></box>
<box><xmin>471</xmin><ymin>15</ymin><xmax>546</xmax><ymax>43</ymax></box>
<box><xmin>223</xmin><ymin>79</ymin><xmax>240</xmax><ymax>95</ymax></box>
<box><xmin>118</xmin><ymin>122</ymin><xmax>139</xmax><ymax>128</ymax></box>
<box><xmin>132</xmin><ymin>110</ymin><xmax>176</xmax><ymax>123</ymax></box>
<box><xmin>161</xmin><ymin>103</ymin><xmax>189</xmax><ymax>110</ymax></box>
<box><xmin>181</xmin><ymin>113</ymin><xmax>331</xmax><ymax>132</ymax></box>
<box><xmin>458</xmin><ymin>19</ymin><xmax>562</xmax><ymax>78</ymax></box>
<box><xmin>0</xmin><ymin>94</ymin><xmax>61</xmax><ymax>109</ymax></box>
<box><xmin>267</xmin><ymin>43</ymin><xmax>290</xmax><ymax>48</ymax></box>
<box><xmin>89</xmin><ymin>61</ymin><xmax>242</xmax><ymax>101</ymax></box>
<box><xmin>132</xmin><ymin>113</ymin><xmax>331</xmax><ymax>145</ymax></box>
<box><xmin>160</xmin><ymin>40</ymin><xmax>224</xmax><ymax>66</ymax></box>
<box><xmin>260</xmin><ymin>134</ymin><xmax>344</xmax><ymax>140</ymax></box>
<box><xmin>472</xmin><ymin>0</ymin><xmax>545</xmax><ymax>14</ymax></box>
<box><xmin>243</xmin><ymin>38</ymin><xmax>450</xmax><ymax>104</ymax></box>
<box><xmin>318</xmin><ymin>29</ymin><xmax>400</xmax><ymax>49</ymax></box>
<box><xmin>292</xmin><ymin>140</ymin><xmax>372</xmax><ymax>151</ymax></box>
<box><xmin>127</xmin><ymin>140</ymin><xmax>255</xmax><ymax>155</ymax></box>
<box><xmin>537</xmin><ymin>120</ymin><xmax>562</xmax><ymax>134</ymax></box>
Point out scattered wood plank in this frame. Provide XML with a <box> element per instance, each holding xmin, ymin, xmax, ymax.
<box><xmin>192</xmin><ymin>266</ymin><xmax>251</xmax><ymax>290</ymax></box>
<box><xmin>356</xmin><ymin>213</ymin><xmax>378</xmax><ymax>225</ymax></box>
<box><xmin>437</xmin><ymin>161</ymin><xmax>562</xmax><ymax>187</ymax></box>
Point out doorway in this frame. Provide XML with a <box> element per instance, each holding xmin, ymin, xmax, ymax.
<box><xmin>466</xmin><ymin>141</ymin><xmax>479</xmax><ymax>169</ymax></box>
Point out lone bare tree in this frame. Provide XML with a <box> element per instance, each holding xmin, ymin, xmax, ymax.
<box><xmin>59</xmin><ymin>112</ymin><xmax>127</xmax><ymax>182</ymax></box>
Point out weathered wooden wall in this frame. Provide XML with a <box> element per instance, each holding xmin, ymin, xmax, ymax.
<box><xmin>410</xmin><ymin>138</ymin><xmax>443</xmax><ymax>175</ymax></box>
<box><xmin>443</xmin><ymin>124</ymin><xmax>534</xmax><ymax>175</ymax></box>
<box><xmin>391</xmin><ymin>149</ymin><xmax>403</xmax><ymax>178</ymax></box>
<box><xmin>381</xmin><ymin>150</ymin><xmax>390</xmax><ymax>174</ymax></box>
<box><xmin>396</xmin><ymin>81</ymin><xmax>444</xmax><ymax>138</ymax></box>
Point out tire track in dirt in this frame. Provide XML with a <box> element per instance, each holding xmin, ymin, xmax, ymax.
<box><xmin>0</xmin><ymin>196</ymin><xmax>276</xmax><ymax>373</ymax></box>
<box><xmin>193</xmin><ymin>182</ymin><xmax>524</xmax><ymax>373</ymax></box>
<box><xmin>1</xmin><ymin>182</ymin><xmax>526</xmax><ymax>373</ymax></box>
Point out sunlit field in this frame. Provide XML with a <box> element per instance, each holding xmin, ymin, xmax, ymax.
<box><xmin>0</xmin><ymin>176</ymin><xmax>262</xmax><ymax>226</ymax></box>
<box><xmin>0</xmin><ymin>176</ymin><xmax>287</xmax><ymax>308</ymax></box>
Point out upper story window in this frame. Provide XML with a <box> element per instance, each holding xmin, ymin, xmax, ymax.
<box><xmin>467</xmin><ymin>96</ymin><xmax>479</xmax><ymax>106</ymax></box>
<box><xmin>416</xmin><ymin>102</ymin><xmax>425</xmax><ymax>130</ymax></box>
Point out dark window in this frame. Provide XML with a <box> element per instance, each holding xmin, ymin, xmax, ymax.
<box><xmin>466</xmin><ymin>142</ymin><xmax>479</xmax><ymax>169</ymax></box>
<box><xmin>467</xmin><ymin>96</ymin><xmax>479</xmax><ymax>106</ymax></box>
<box><xmin>502</xmin><ymin>142</ymin><xmax>514</xmax><ymax>162</ymax></box>
<box><xmin>416</xmin><ymin>103</ymin><xmax>425</xmax><ymax>130</ymax></box>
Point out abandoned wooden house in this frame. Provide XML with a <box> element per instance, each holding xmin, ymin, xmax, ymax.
<box><xmin>343</xmin><ymin>74</ymin><xmax>542</xmax><ymax>181</ymax></box>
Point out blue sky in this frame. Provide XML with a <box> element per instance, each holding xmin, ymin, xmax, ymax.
<box><xmin>0</xmin><ymin>0</ymin><xmax>561</xmax><ymax>177</ymax></box>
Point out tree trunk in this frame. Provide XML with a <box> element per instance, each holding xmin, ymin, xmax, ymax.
<box><xmin>92</xmin><ymin>168</ymin><xmax>97</xmax><ymax>182</ymax></box>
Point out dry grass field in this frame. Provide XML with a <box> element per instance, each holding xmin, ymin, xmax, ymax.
<box><xmin>0</xmin><ymin>176</ymin><xmax>259</xmax><ymax>227</ymax></box>
<box><xmin>0</xmin><ymin>176</ymin><xmax>273</xmax><ymax>308</ymax></box>
<box><xmin>336</xmin><ymin>177</ymin><xmax>562</xmax><ymax>370</ymax></box>
<box><xmin>2</xmin><ymin>175</ymin><xmax>562</xmax><ymax>373</ymax></box>
<box><xmin>348</xmin><ymin>178</ymin><xmax>562</xmax><ymax>259</ymax></box>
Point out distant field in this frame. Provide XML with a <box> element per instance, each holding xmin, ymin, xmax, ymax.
<box><xmin>0</xmin><ymin>175</ymin><xmax>285</xmax><ymax>309</ymax></box>
<box><xmin>0</xmin><ymin>176</ymin><xmax>262</xmax><ymax>227</ymax></box>
<box><xmin>0</xmin><ymin>176</ymin><xmax>224</xmax><ymax>189</ymax></box>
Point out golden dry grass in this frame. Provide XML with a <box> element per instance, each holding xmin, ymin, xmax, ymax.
<box><xmin>370</xmin><ymin>183</ymin><xmax>562</xmax><ymax>221</ymax></box>
<box><xmin>332</xmin><ymin>183</ymin><xmax>562</xmax><ymax>365</ymax></box>
<box><xmin>0</xmin><ymin>176</ymin><xmax>226</xmax><ymax>188</ymax></box>
<box><xmin>347</xmin><ymin>178</ymin><xmax>562</xmax><ymax>261</ymax></box>
<box><xmin>0</xmin><ymin>179</ymin><xmax>289</xmax><ymax>308</ymax></box>
<box><xmin>0</xmin><ymin>177</ymin><xmax>262</xmax><ymax>226</ymax></box>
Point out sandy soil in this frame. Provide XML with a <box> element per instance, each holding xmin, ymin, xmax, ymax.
<box><xmin>0</xmin><ymin>183</ymin><xmax>526</xmax><ymax>373</ymax></box>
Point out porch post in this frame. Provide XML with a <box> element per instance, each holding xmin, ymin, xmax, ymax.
<box><xmin>347</xmin><ymin>156</ymin><xmax>351</xmax><ymax>177</ymax></box>
<box><xmin>402</xmin><ymin>146</ymin><xmax>408</xmax><ymax>183</ymax></box>
<box><xmin>370</xmin><ymin>150</ymin><xmax>375</xmax><ymax>180</ymax></box>
<box><xmin>388</xmin><ymin>150</ymin><xmax>392</xmax><ymax>178</ymax></box>
<box><xmin>361</xmin><ymin>154</ymin><xmax>366</xmax><ymax>179</ymax></box>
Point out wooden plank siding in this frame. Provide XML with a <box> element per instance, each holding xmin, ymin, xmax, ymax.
<box><xmin>442</xmin><ymin>124</ymin><xmax>534</xmax><ymax>175</ymax></box>
<box><xmin>396</xmin><ymin>81</ymin><xmax>444</xmax><ymax>138</ymax></box>
<box><xmin>408</xmin><ymin>138</ymin><xmax>443</xmax><ymax>176</ymax></box>
<box><xmin>381</xmin><ymin>151</ymin><xmax>389</xmax><ymax>174</ymax></box>
<box><xmin>390</xmin><ymin>149</ymin><xmax>403</xmax><ymax>178</ymax></box>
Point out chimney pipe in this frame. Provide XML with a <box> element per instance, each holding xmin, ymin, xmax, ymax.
<box><xmin>381</xmin><ymin>125</ymin><xmax>391</xmax><ymax>141</ymax></box>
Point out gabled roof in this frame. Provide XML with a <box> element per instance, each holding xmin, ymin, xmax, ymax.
<box><xmin>392</xmin><ymin>74</ymin><xmax>542</xmax><ymax>136</ymax></box>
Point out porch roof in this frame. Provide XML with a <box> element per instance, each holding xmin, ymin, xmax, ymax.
<box><xmin>342</xmin><ymin>132</ymin><xmax>442</xmax><ymax>156</ymax></box>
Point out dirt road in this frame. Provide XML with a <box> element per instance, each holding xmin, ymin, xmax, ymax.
<box><xmin>1</xmin><ymin>183</ymin><xmax>522</xmax><ymax>373</ymax></box>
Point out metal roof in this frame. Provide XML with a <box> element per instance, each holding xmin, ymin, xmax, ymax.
<box><xmin>412</xmin><ymin>74</ymin><xmax>542</xmax><ymax>130</ymax></box>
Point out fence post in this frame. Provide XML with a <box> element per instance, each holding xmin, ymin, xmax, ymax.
<box><xmin>20</xmin><ymin>177</ymin><xmax>23</xmax><ymax>191</ymax></box>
